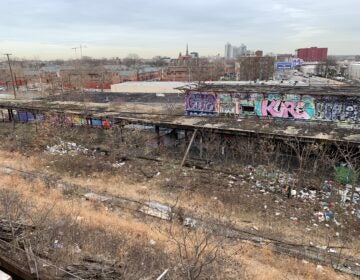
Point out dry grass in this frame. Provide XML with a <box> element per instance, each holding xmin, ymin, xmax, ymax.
<box><xmin>2</xmin><ymin>150</ymin><xmax>358</xmax><ymax>256</ymax></box>
<box><xmin>0</xmin><ymin>127</ymin><xmax>358</xmax><ymax>278</ymax></box>
<box><xmin>235</xmin><ymin>243</ymin><xmax>352</xmax><ymax>280</ymax></box>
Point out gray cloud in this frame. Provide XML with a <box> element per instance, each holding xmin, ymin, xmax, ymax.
<box><xmin>0</xmin><ymin>0</ymin><xmax>359</xmax><ymax>58</ymax></box>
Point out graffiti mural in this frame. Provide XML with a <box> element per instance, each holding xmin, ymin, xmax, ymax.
<box><xmin>315</xmin><ymin>100</ymin><xmax>360</xmax><ymax>122</ymax></box>
<box><xmin>183</xmin><ymin>90</ymin><xmax>360</xmax><ymax>123</ymax></box>
<box><xmin>255</xmin><ymin>94</ymin><xmax>315</xmax><ymax>120</ymax></box>
<box><xmin>219</xmin><ymin>94</ymin><xmax>236</xmax><ymax>114</ymax></box>
<box><xmin>185</xmin><ymin>92</ymin><xmax>217</xmax><ymax>115</ymax></box>
<box><xmin>239</xmin><ymin>100</ymin><xmax>255</xmax><ymax>115</ymax></box>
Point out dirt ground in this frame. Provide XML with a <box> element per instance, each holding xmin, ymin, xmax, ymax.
<box><xmin>0</xmin><ymin>122</ymin><xmax>358</xmax><ymax>279</ymax></box>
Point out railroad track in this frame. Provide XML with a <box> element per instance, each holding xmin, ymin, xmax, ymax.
<box><xmin>1</xmin><ymin>164</ymin><xmax>360</xmax><ymax>277</ymax></box>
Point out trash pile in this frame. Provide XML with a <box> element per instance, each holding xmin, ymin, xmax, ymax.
<box><xmin>244</xmin><ymin>165</ymin><xmax>360</xmax><ymax>224</ymax></box>
<box><xmin>46</xmin><ymin>141</ymin><xmax>89</xmax><ymax>156</ymax></box>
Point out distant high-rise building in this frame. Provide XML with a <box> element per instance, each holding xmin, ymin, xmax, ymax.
<box><xmin>296</xmin><ymin>47</ymin><xmax>328</xmax><ymax>62</ymax></box>
<box><xmin>190</xmin><ymin>52</ymin><xmax>199</xmax><ymax>59</ymax></box>
<box><xmin>225</xmin><ymin>43</ymin><xmax>247</xmax><ymax>59</ymax></box>
<box><xmin>225</xmin><ymin>43</ymin><xmax>233</xmax><ymax>60</ymax></box>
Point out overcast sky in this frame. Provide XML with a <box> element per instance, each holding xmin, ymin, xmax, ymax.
<box><xmin>0</xmin><ymin>0</ymin><xmax>359</xmax><ymax>59</ymax></box>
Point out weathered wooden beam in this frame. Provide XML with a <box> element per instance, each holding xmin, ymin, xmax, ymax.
<box><xmin>181</xmin><ymin>129</ymin><xmax>198</xmax><ymax>167</ymax></box>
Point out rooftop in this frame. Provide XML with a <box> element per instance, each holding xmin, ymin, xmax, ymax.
<box><xmin>178</xmin><ymin>83</ymin><xmax>360</xmax><ymax>97</ymax></box>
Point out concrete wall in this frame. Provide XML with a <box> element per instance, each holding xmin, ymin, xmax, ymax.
<box><xmin>185</xmin><ymin>91</ymin><xmax>360</xmax><ymax>123</ymax></box>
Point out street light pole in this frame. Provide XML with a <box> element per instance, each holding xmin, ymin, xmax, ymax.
<box><xmin>4</xmin><ymin>53</ymin><xmax>17</xmax><ymax>99</ymax></box>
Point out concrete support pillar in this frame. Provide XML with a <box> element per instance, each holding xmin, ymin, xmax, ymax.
<box><xmin>155</xmin><ymin>125</ymin><xmax>160</xmax><ymax>147</ymax></box>
<box><xmin>184</xmin><ymin>130</ymin><xmax>189</xmax><ymax>148</ymax></box>
<box><xmin>174</xmin><ymin>129</ymin><xmax>179</xmax><ymax>140</ymax></box>
<box><xmin>199</xmin><ymin>133</ymin><xmax>203</xmax><ymax>159</ymax></box>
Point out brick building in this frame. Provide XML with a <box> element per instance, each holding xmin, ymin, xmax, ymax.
<box><xmin>296</xmin><ymin>47</ymin><xmax>328</xmax><ymax>62</ymax></box>
<box><xmin>235</xmin><ymin>56</ymin><xmax>275</xmax><ymax>81</ymax></box>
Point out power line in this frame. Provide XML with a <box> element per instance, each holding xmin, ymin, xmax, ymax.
<box><xmin>3</xmin><ymin>53</ymin><xmax>17</xmax><ymax>99</ymax></box>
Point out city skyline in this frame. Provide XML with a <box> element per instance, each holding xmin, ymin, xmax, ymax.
<box><xmin>0</xmin><ymin>0</ymin><xmax>359</xmax><ymax>59</ymax></box>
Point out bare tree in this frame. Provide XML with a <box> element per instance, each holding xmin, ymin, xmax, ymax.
<box><xmin>164</xmin><ymin>224</ymin><xmax>223</xmax><ymax>280</ymax></box>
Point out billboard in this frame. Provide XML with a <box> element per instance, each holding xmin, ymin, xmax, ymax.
<box><xmin>292</xmin><ymin>58</ymin><xmax>304</xmax><ymax>67</ymax></box>
<box><xmin>276</xmin><ymin>62</ymin><xmax>293</xmax><ymax>70</ymax></box>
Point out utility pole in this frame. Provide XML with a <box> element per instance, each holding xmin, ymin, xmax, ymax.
<box><xmin>71</xmin><ymin>47</ymin><xmax>78</xmax><ymax>59</ymax></box>
<box><xmin>79</xmin><ymin>44</ymin><xmax>87</xmax><ymax>59</ymax></box>
<box><xmin>4</xmin><ymin>53</ymin><xmax>17</xmax><ymax>99</ymax></box>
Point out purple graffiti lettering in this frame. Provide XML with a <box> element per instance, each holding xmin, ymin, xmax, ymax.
<box><xmin>186</xmin><ymin>93</ymin><xmax>216</xmax><ymax>113</ymax></box>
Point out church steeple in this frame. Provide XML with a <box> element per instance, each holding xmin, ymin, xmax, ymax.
<box><xmin>186</xmin><ymin>43</ymin><xmax>189</xmax><ymax>56</ymax></box>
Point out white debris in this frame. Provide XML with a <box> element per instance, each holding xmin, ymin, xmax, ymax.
<box><xmin>0</xmin><ymin>167</ymin><xmax>14</xmax><ymax>175</ymax></box>
<box><xmin>84</xmin><ymin>192</ymin><xmax>112</xmax><ymax>203</ymax></box>
<box><xmin>290</xmin><ymin>189</ymin><xmax>297</xmax><ymax>197</ymax></box>
<box><xmin>46</xmin><ymin>140</ymin><xmax>89</xmax><ymax>155</ymax></box>
<box><xmin>112</xmin><ymin>162</ymin><xmax>125</xmax><ymax>168</ymax></box>
<box><xmin>316</xmin><ymin>264</ymin><xmax>323</xmax><ymax>271</ymax></box>
<box><xmin>54</xmin><ymin>239</ymin><xmax>64</xmax><ymax>249</ymax></box>
<box><xmin>183</xmin><ymin>217</ymin><xmax>197</xmax><ymax>228</ymax></box>
<box><xmin>149</xmin><ymin>239</ymin><xmax>156</xmax><ymax>246</ymax></box>
<box><xmin>339</xmin><ymin>189</ymin><xmax>349</xmax><ymax>203</ymax></box>
<box><xmin>140</xmin><ymin>201</ymin><xmax>172</xmax><ymax>220</ymax></box>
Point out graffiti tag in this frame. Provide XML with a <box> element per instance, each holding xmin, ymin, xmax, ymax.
<box><xmin>186</xmin><ymin>92</ymin><xmax>216</xmax><ymax>115</ymax></box>
<box><xmin>261</xmin><ymin>100</ymin><xmax>311</xmax><ymax>119</ymax></box>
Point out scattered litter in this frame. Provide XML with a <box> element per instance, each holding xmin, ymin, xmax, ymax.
<box><xmin>290</xmin><ymin>189</ymin><xmax>297</xmax><ymax>197</ymax></box>
<box><xmin>112</xmin><ymin>162</ymin><xmax>125</xmax><ymax>168</ymax></box>
<box><xmin>183</xmin><ymin>217</ymin><xmax>197</xmax><ymax>228</ymax></box>
<box><xmin>46</xmin><ymin>140</ymin><xmax>89</xmax><ymax>156</ymax></box>
<box><xmin>54</xmin><ymin>239</ymin><xmax>64</xmax><ymax>249</ymax></box>
<box><xmin>324</xmin><ymin>211</ymin><xmax>334</xmax><ymax>221</ymax></box>
<box><xmin>314</xmin><ymin>212</ymin><xmax>325</xmax><ymax>223</ymax></box>
<box><xmin>149</xmin><ymin>239</ymin><xmax>156</xmax><ymax>246</ymax></box>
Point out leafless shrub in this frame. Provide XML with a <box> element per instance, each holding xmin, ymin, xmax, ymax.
<box><xmin>163</xmin><ymin>224</ymin><xmax>225</xmax><ymax>280</ymax></box>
